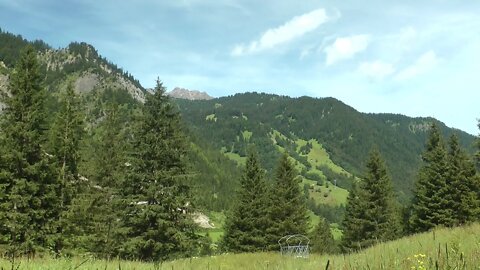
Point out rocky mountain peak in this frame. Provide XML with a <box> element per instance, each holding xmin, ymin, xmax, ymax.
<box><xmin>167</xmin><ymin>87</ymin><xmax>213</xmax><ymax>100</ymax></box>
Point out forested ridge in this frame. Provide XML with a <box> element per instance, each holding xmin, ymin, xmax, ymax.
<box><xmin>175</xmin><ymin>92</ymin><xmax>475</xmax><ymax>201</ymax></box>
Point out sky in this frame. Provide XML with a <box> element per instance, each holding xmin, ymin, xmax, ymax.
<box><xmin>0</xmin><ymin>0</ymin><xmax>479</xmax><ymax>134</ymax></box>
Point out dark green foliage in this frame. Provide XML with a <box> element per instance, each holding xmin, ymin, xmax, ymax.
<box><xmin>116</xmin><ymin>80</ymin><xmax>196</xmax><ymax>261</ymax></box>
<box><xmin>307</xmin><ymin>200</ymin><xmax>345</xmax><ymax>224</ymax></box>
<box><xmin>185</xmin><ymin>137</ymin><xmax>241</xmax><ymax>211</ymax></box>
<box><xmin>48</xmin><ymin>81</ymin><xmax>86</xmax><ymax>253</ymax></box>
<box><xmin>221</xmin><ymin>148</ymin><xmax>269</xmax><ymax>252</ymax></box>
<box><xmin>318</xmin><ymin>165</ymin><xmax>354</xmax><ymax>190</ymax></box>
<box><xmin>0</xmin><ymin>28</ymin><xmax>50</xmax><ymax>67</ymax></box>
<box><xmin>341</xmin><ymin>149</ymin><xmax>400</xmax><ymax>252</ymax></box>
<box><xmin>175</xmin><ymin>93</ymin><xmax>475</xmax><ymax>202</ymax></box>
<box><xmin>67</xmin><ymin>103</ymin><xmax>129</xmax><ymax>257</ymax></box>
<box><xmin>49</xmin><ymin>81</ymin><xmax>84</xmax><ymax>207</ymax></box>
<box><xmin>446</xmin><ymin>135</ymin><xmax>480</xmax><ymax>225</ymax></box>
<box><xmin>309</xmin><ymin>218</ymin><xmax>335</xmax><ymax>254</ymax></box>
<box><xmin>409</xmin><ymin>124</ymin><xmax>453</xmax><ymax>232</ymax></box>
<box><xmin>340</xmin><ymin>182</ymin><xmax>365</xmax><ymax>251</ymax></box>
<box><xmin>476</xmin><ymin>120</ymin><xmax>480</xmax><ymax>169</ymax></box>
<box><xmin>0</xmin><ymin>46</ymin><xmax>59</xmax><ymax>255</ymax></box>
<box><xmin>266</xmin><ymin>153</ymin><xmax>309</xmax><ymax>250</ymax></box>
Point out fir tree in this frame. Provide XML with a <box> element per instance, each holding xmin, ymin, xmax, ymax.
<box><xmin>117</xmin><ymin>79</ymin><xmax>196</xmax><ymax>261</ymax></box>
<box><xmin>341</xmin><ymin>149</ymin><xmax>400</xmax><ymax>251</ymax></box>
<box><xmin>447</xmin><ymin>134</ymin><xmax>480</xmax><ymax>225</ymax></box>
<box><xmin>309</xmin><ymin>218</ymin><xmax>335</xmax><ymax>254</ymax></box>
<box><xmin>48</xmin><ymin>80</ymin><xmax>85</xmax><ymax>253</ymax></box>
<box><xmin>222</xmin><ymin>148</ymin><xmax>269</xmax><ymax>252</ymax></box>
<box><xmin>476</xmin><ymin>120</ymin><xmax>480</xmax><ymax>169</ymax></box>
<box><xmin>265</xmin><ymin>152</ymin><xmax>308</xmax><ymax>250</ymax></box>
<box><xmin>409</xmin><ymin>123</ymin><xmax>453</xmax><ymax>233</ymax></box>
<box><xmin>63</xmin><ymin>103</ymin><xmax>126</xmax><ymax>257</ymax></box>
<box><xmin>49</xmin><ymin>81</ymin><xmax>84</xmax><ymax>208</ymax></box>
<box><xmin>0</xmin><ymin>45</ymin><xmax>59</xmax><ymax>255</ymax></box>
<box><xmin>340</xmin><ymin>181</ymin><xmax>365</xmax><ymax>252</ymax></box>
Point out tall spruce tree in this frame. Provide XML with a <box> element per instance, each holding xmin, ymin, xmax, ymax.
<box><xmin>447</xmin><ymin>134</ymin><xmax>480</xmax><ymax>225</ymax></box>
<box><xmin>222</xmin><ymin>148</ymin><xmax>269</xmax><ymax>252</ymax></box>
<box><xmin>340</xmin><ymin>181</ymin><xmax>365</xmax><ymax>252</ymax></box>
<box><xmin>49</xmin><ymin>81</ymin><xmax>84</xmax><ymax>208</ymax></box>
<box><xmin>0</xmin><ymin>46</ymin><xmax>59</xmax><ymax>255</ymax></box>
<box><xmin>48</xmin><ymin>80</ymin><xmax>85</xmax><ymax>253</ymax></box>
<box><xmin>117</xmin><ymin>79</ymin><xmax>196</xmax><ymax>261</ymax></box>
<box><xmin>476</xmin><ymin>120</ymin><xmax>480</xmax><ymax>169</ymax></box>
<box><xmin>265</xmin><ymin>152</ymin><xmax>308</xmax><ymax>251</ymax></box>
<box><xmin>409</xmin><ymin>123</ymin><xmax>453</xmax><ymax>233</ymax></box>
<box><xmin>309</xmin><ymin>218</ymin><xmax>335</xmax><ymax>254</ymax></box>
<box><xmin>62</xmin><ymin>103</ymin><xmax>127</xmax><ymax>257</ymax></box>
<box><xmin>341</xmin><ymin>149</ymin><xmax>400</xmax><ymax>252</ymax></box>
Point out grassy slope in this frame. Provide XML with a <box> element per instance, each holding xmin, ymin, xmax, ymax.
<box><xmin>3</xmin><ymin>223</ymin><xmax>479</xmax><ymax>269</ymax></box>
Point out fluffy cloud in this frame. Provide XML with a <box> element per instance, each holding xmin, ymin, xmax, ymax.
<box><xmin>358</xmin><ymin>60</ymin><xmax>395</xmax><ymax>79</ymax></box>
<box><xmin>324</xmin><ymin>34</ymin><xmax>370</xmax><ymax>65</ymax></box>
<box><xmin>395</xmin><ymin>50</ymin><xmax>439</xmax><ymax>80</ymax></box>
<box><xmin>232</xmin><ymin>8</ymin><xmax>329</xmax><ymax>56</ymax></box>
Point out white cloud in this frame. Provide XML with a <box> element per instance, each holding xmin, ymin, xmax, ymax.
<box><xmin>324</xmin><ymin>34</ymin><xmax>370</xmax><ymax>65</ymax></box>
<box><xmin>231</xmin><ymin>8</ymin><xmax>329</xmax><ymax>56</ymax></box>
<box><xmin>358</xmin><ymin>60</ymin><xmax>395</xmax><ymax>79</ymax></box>
<box><xmin>395</xmin><ymin>50</ymin><xmax>439</xmax><ymax>81</ymax></box>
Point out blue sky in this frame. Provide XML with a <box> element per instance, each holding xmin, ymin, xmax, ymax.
<box><xmin>1</xmin><ymin>0</ymin><xmax>479</xmax><ymax>134</ymax></box>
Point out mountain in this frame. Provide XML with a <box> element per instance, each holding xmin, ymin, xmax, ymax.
<box><xmin>174</xmin><ymin>92</ymin><xmax>476</xmax><ymax>203</ymax></box>
<box><xmin>0</xmin><ymin>29</ymin><xmax>240</xmax><ymax>211</ymax></box>
<box><xmin>168</xmin><ymin>87</ymin><xmax>213</xmax><ymax>100</ymax></box>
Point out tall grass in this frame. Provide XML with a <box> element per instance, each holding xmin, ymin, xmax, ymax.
<box><xmin>1</xmin><ymin>223</ymin><xmax>479</xmax><ymax>269</ymax></box>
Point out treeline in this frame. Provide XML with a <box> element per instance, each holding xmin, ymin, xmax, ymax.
<box><xmin>0</xmin><ymin>46</ymin><xmax>205</xmax><ymax>261</ymax></box>
<box><xmin>222</xmin><ymin>122</ymin><xmax>480</xmax><ymax>254</ymax></box>
<box><xmin>340</xmin><ymin>124</ymin><xmax>480</xmax><ymax>252</ymax></box>
<box><xmin>221</xmin><ymin>149</ymin><xmax>335</xmax><ymax>254</ymax></box>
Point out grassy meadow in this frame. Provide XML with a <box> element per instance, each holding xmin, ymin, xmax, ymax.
<box><xmin>2</xmin><ymin>223</ymin><xmax>479</xmax><ymax>270</ymax></box>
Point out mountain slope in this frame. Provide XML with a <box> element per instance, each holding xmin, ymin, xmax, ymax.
<box><xmin>174</xmin><ymin>92</ymin><xmax>475</xmax><ymax>201</ymax></box>
<box><xmin>0</xmin><ymin>29</ymin><xmax>240</xmax><ymax>211</ymax></box>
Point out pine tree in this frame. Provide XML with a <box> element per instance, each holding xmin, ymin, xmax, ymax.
<box><xmin>447</xmin><ymin>134</ymin><xmax>480</xmax><ymax>225</ymax></box>
<box><xmin>409</xmin><ymin>123</ymin><xmax>453</xmax><ymax>233</ymax></box>
<box><xmin>309</xmin><ymin>218</ymin><xmax>335</xmax><ymax>254</ymax></box>
<box><xmin>48</xmin><ymin>80</ymin><xmax>85</xmax><ymax>253</ymax></box>
<box><xmin>61</xmin><ymin>102</ymin><xmax>127</xmax><ymax>257</ymax></box>
<box><xmin>222</xmin><ymin>148</ymin><xmax>269</xmax><ymax>252</ymax></box>
<box><xmin>476</xmin><ymin>120</ymin><xmax>480</xmax><ymax>169</ymax></box>
<box><xmin>341</xmin><ymin>149</ymin><xmax>400</xmax><ymax>251</ymax></box>
<box><xmin>340</xmin><ymin>181</ymin><xmax>365</xmax><ymax>252</ymax></box>
<box><xmin>265</xmin><ymin>152</ymin><xmax>308</xmax><ymax>251</ymax></box>
<box><xmin>117</xmin><ymin>79</ymin><xmax>196</xmax><ymax>261</ymax></box>
<box><xmin>49</xmin><ymin>81</ymin><xmax>84</xmax><ymax>208</ymax></box>
<box><xmin>0</xmin><ymin>45</ymin><xmax>60</xmax><ymax>255</ymax></box>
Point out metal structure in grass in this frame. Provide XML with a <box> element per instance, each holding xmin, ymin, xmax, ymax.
<box><xmin>278</xmin><ymin>234</ymin><xmax>310</xmax><ymax>258</ymax></box>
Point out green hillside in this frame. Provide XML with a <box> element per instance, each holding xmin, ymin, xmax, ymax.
<box><xmin>174</xmin><ymin>93</ymin><xmax>475</xmax><ymax>203</ymax></box>
<box><xmin>2</xmin><ymin>223</ymin><xmax>478</xmax><ymax>269</ymax></box>
<box><xmin>0</xmin><ymin>30</ymin><xmax>241</xmax><ymax>212</ymax></box>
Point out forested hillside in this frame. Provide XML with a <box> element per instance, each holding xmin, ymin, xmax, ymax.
<box><xmin>0</xmin><ymin>29</ymin><xmax>241</xmax><ymax>212</ymax></box>
<box><xmin>175</xmin><ymin>93</ymin><xmax>475</xmax><ymax>201</ymax></box>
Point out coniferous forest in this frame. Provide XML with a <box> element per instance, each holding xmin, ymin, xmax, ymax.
<box><xmin>1</xmin><ymin>30</ymin><xmax>480</xmax><ymax>266</ymax></box>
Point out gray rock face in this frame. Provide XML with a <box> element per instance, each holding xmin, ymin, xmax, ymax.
<box><xmin>74</xmin><ymin>73</ymin><xmax>99</xmax><ymax>94</ymax></box>
<box><xmin>167</xmin><ymin>87</ymin><xmax>213</xmax><ymax>100</ymax></box>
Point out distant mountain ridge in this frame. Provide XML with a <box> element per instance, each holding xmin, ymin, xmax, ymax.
<box><xmin>174</xmin><ymin>92</ymin><xmax>476</xmax><ymax>202</ymax></box>
<box><xmin>168</xmin><ymin>87</ymin><xmax>213</xmax><ymax>100</ymax></box>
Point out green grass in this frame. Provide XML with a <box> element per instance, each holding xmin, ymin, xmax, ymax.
<box><xmin>296</xmin><ymin>138</ymin><xmax>349</xmax><ymax>176</ymax></box>
<box><xmin>4</xmin><ymin>223</ymin><xmax>480</xmax><ymax>269</ymax></box>
<box><xmin>223</xmin><ymin>152</ymin><xmax>246</xmax><ymax>165</ymax></box>
<box><xmin>205</xmin><ymin>113</ymin><xmax>217</xmax><ymax>121</ymax></box>
<box><xmin>242</xmin><ymin>130</ymin><xmax>252</xmax><ymax>141</ymax></box>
